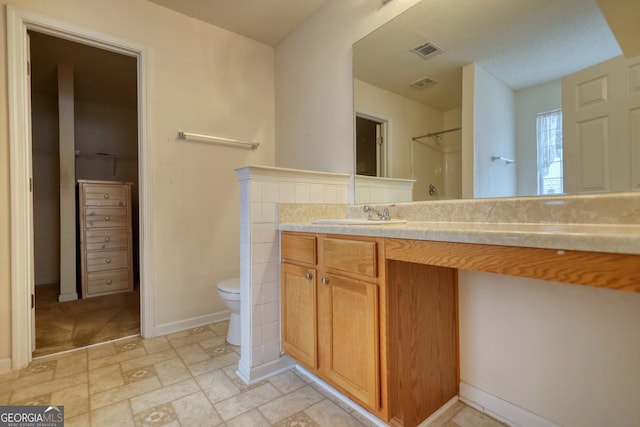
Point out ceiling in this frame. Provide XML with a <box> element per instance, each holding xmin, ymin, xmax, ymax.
<box><xmin>147</xmin><ymin>0</ymin><xmax>330</xmax><ymax>46</ymax></box>
<box><xmin>353</xmin><ymin>0</ymin><xmax>623</xmax><ymax>111</ymax></box>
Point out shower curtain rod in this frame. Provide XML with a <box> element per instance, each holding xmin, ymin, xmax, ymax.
<box><xmin>412</xmin><ymin>126</ymin><xmax>462</xmax><ymax>141</ymax></box>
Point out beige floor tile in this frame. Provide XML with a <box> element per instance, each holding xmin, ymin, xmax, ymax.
<box><xmin>50</xmin><ymin>383</ymin><xmax>89</xmax><ymax>418</ymax></box>
<box><xmin>0</xmin><ymin>391</ymin><xmax>12</xmax><ymax>405</ymax></box>
<box><xmin>122</xmin><ymin>365</ymin><xmax>157</xmax><ymax>384</ymax></box>
<box><xmin>54</xmin><ymin>352</ymin><xmax>88</xmax><ymax>378</ymax></box>
<box><xmin>198</xmin><ymin>335</ymin><xmax>227</xmax><ymax>350</ymax></box>
<box><xmin>88</xmin><ymin>364</ymin><xmax>124</xmax><ymax>394</ymax></box>
<box><xmin>196</xmin><ymin>369</ymin><xmax>242</xmax><ymax>403</ymax></box>
<box><xmin>90</xmin><ymin>376</ymin><xmax>161</xmax><ymax>410</ymax></box>
<box><xmin>214</xmin><ymin>382</ymin><xmax>282</xmax><ymax>421</ymax></box>
<box><xmin>208</xmin><ymin>321</ymin><xmax>230</xmax><ymax>337</ymax></box>
<box><xmin>10</xmin><ymin>371</ymin><xmax>87</xmax><ymax>403</ymax></box>
<box><xmin>174</xmin><ymin>342</ymin><xmax>211</xmax><ymax>365</ymax></box>
<box><xmin>304</xmin><ymin>399</ymin><xmax>367</xmax><ymax>427</ymax></box>
<box><xmin>187</xmin><ymin>351</ymin><xmax>239</xmax><ymax>377</ymax></box>
<box><xmin>88</xmin><ymin>346</ymin><xmax>147</xmax><ymax>370</ymax></box>
<box><xmin>90</xmin><ymin>399</ymin><xmax>134</xmax><ymax>427</ymax></box>
<box><xmin>451</xmin><ymin>406</ymin><xmax>507</xmax><ymax>427</ymax></box>
<box><xmin>0</xmin><ymin>369</ymin><xmax>21</xmax><ymax>383</ymax></box>
<box><xmin>129</xmin><ymin>378</ymin><xmax>199</xmax><ymax>414</ymax></box>
<box><xmin>274</xmin><ymin>411</ymin><xmax>321</xmax><ymax>427</ymax></box>
<box><xmin>0</xmin><ymin>370</ymin><xmax>54</xmax><ymax>393</ymax></box>
<box><xmin>428</xmin><ymin>401</ymin><xmax>467</xmax><ymax>427</ymax></box>
<box><xmin>64</xmin><ymin>412</ymin><xmax>90</xmax><ymax>427</ymax></box>
<box><xmin>133</xmin><ymin>402</ymin><xmax>179</xmax><ymax>426</ymax></box>
<box><xmin>153</xmin><ymin>357</ymin><xmax>192</xmax><ymax>386</ymax></box>
<box><xmin>171</xmin><ymin>390</ymin><xmax>223</xmax><ymax>426</ymax></box>
<box><xmin>119</xmin><ymin>348</ymin><xmax>177</xmax><ymax>372</ymax></box>
<box><xmin>259</xmin><ymin>384</ymin><xmax>324</xmax><ymax>424</ymax></box>
<box><xmin>88</xmin><ymin>342</ymin><xmax>117</xmax><ymax>360</ymax></box>
<box><xmin>268</xmin><ymin>370</ymin><xmax>308</xmax><ymax>394</ymax></box>
<box><xmin>168</xmin><ymin>330</ymin><xmax>216</xmax><ymax>348</ymax></box>
<box><xmin>226</xmin><ymin>408</ymin><xmax>273</xmax><ymax>427</ymax></box>
<box><xmin>141</xmin><ymin>336</ymin><xmax>172</xmax><ymax>354</ymax></box>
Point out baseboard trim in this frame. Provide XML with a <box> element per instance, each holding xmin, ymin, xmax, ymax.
<box><xmin>0</xmin><ymin>358</ymin><xmax>12</xmax><ymax>375</ymax></box>
<box><xmin>58</xmin><ymin>292</ymin><xmax>78</xmax><ymax>302</ymax></box>
<box><xmin>418</xmin><ymin>395</ymin><xmax>460</xmax><ymax>426</ymax></box>
<box><xmin>154</xmin><ymin>310</ymin><xmax>230</xmax><ymax>336</ymax></box>
<box><xmin>460</xmin><ymin>382</ymin><xmax>560</xmax><ymax>427</ymax></box>
<box><xmin>236</xmin><ymin>355</ymin><xmax>295</xmax><ymax>385</ymax></box>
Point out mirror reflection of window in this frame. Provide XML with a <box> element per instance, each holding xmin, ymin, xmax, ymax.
<box><xmin>536</xmin><ymin>109</ymin><xmax>563</xmax><ymax>195</ymax></box>
<box><xmin>355</xmin><ymin>115</ymin><xmax>385</xmax><ymax>177</ymax></box>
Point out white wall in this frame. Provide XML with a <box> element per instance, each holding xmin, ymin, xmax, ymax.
<box><xmin>274</xmin><ymin>0</ymin><xmax>422</xmax><ymax>173</ymax></box>
<box><xmin>0</xmin><ymin>0</ymin><xmax>276</xmax><ymax>361</ymax></box>
<box><xmin>469</xmin><ymin>63</ymin><xmax>517</xmax><ymax>198</ymax></box>
<box><xmin>514</xmin><ymin>80</ymin><xmax>562</xmax><ymax>196</ymax></box>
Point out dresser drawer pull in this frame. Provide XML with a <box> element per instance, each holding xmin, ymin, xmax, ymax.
<box><xmin>321</xmin><ymin>277</ymin><xmax>329</xmax><ymax>285</ymax></box>
<box><xmin>305</xmin><ymin>271</ymin><xmax>313</xmax><ymax>280</ymax></box>
<box><xmin>104</xmin><ymin>216</ymin><xmax>111</xmax><ymax>221</ymax></box>
<box><xmin>106</xmin><ymin>279</ymin><xmax>113</xmax><ymax>285</ymax></box>
<box><xmin>105</xmin><ymin>236</ymin><xmax>110</xmax><ymax>242</ymax></box>
<box><xmin>105</xmin><ymin>258</ymin><xmax>112</xmax><ymax>264</ymax></box>
<box><xmin>104</xmin><ymin>193</ymin><xmax>110</xmax><ymax>199</ymax></box>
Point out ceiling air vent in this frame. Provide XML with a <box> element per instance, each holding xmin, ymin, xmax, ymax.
<box><xmin>411</xmin><ymin>41</ymin><xmax>443</xmax><ymax>60</ymax></box>
<box><xmin>411</xmin><ymin>76</ymin><xmax>437</xmax><ymax>89</ymax></box>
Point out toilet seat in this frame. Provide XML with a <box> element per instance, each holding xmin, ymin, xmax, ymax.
<box><xmin>217</xmin><ymin>277</ymin><xmax>240</xmax><ymax>294</ymax></box>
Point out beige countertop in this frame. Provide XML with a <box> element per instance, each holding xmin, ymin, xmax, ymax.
<box><xmin>276</xmin><ymin>193</ymin><xmax>640</xmax><ymax>255</ymax></box>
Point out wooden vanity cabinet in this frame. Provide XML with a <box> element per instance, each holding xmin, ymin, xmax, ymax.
<box><xmin>280</xmin><ymin>232</ymin><xmax>387</xmax><ymax>418</ymax></box>
<box><xmin>281</xmin><ymin>231</ymin><xmax>460</xmax><ymax>426</ymax></box>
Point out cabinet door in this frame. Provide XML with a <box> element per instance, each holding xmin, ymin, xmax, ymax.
<box><xmin>281</xmin><ymin>263</ymin><xmax>317</xmax><ymax>369</ymax></box>
<box><xmin>325</xmin><ymin>274</ymin><xmax>380</xmax><ymax>410</ymax></box>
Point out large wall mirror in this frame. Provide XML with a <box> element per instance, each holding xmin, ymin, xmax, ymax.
<box><xmin>353</xmin><ymin>0</ymin><xmax>639</xmax><ymax>202</ymax></box>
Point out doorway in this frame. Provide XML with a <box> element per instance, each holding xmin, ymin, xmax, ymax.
<box><xmin>355</xmin><ymin>114</ymin><xmax>387</xmax><ymax>177</ymax></box>
<box><xmin>8</xmin><ymin>6</ymin><xmax>153</xmax><ymax>370</ymax></box>
<box><xmin>29</xmin><ymin>31</ymin><xmax>140</xmax><ymax>357</ymax></box>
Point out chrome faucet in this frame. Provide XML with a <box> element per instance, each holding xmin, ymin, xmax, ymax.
<box><xmin>363</xmin><ymin>204</ymin><xmax>394</xmax><ymax>221</ymax></box>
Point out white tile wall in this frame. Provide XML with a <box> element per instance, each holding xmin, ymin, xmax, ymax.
<box><xmin>235</xmin><ymin>166</ymin><xmax>349</xmax><ymax>384</ymax></box>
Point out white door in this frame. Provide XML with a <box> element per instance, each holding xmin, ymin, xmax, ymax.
<box><xmin>563</xmin><ymin>55</ymin><xmax>640</xmax><ymax>193</ymax></box>
<box><xmin>26</xmin><ymin>32</ymin><xmax>36</xmax><ymax>351</ymax></box>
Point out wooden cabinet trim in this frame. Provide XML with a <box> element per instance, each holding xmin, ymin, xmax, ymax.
<box><xmin>385</xmin><ymin>238</ymin><xmax>640</xmax><ymax>292</ymax></box>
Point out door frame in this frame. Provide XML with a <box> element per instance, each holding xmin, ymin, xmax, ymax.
<box><xmin>355</xmin><ymin>112</ymin><xmax>390</xmax><ymax>178</ymax></box>
<box><xmin>7</xmin><ymin>6</ymin><xmax>154</xmax><ymax>370</ymax></box>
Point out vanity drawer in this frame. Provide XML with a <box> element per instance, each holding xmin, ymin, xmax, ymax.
<box><xmin>82</xmin><ymin>184</ymin><xmax>128</xmax><ymax>207</ymax></box>
<box><xmin>85</xmin><ymin>229</ymin><xmax>129</xmax><ymax>251</ymax></box>
<box><xmin>84</xmin><ymin>207</ymin><xmax>128</xmax><ymax>229</ymax></box>
<box><xmin>87</xmin><ymin>269</ymin><xmax>131</xmax><ymax>294</ymax></box>
<box><xmin>323</xmin><ymin>237</ymin><xmax>378</xmax><ymax>278</ymax></box>
<box><xmin>85</xmin><ymin>249</ymin><xmax>130</xmax><ymax>273</ymax></box>
<box><xmin>282</xmin><ymin>233</ymin><xmax>317</xmax><ymax>265</ymax></box>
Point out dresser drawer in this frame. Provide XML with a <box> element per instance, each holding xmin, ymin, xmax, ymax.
<box><xmin>323</xmin><ymin>238</ymin><xmax>377</xmax><ymax>278</ymax></box>
<box><xmin>84</xmin><ymin>207</ymin><xmax>128</xmax><ymax>229</ymax></box>
<box><xmin>282</xmin><ymin>233</ymin><xmax>317</xmax><ymax>265</ymax></box>
<box><xmin>87</xmin><ymin>269</ymin><xmax>131</xmax><ymax>294</ymax></box>
<box><xmin>86</xmin><ymin>249</ymin><xmax>130</xmax><ymax>272</ymax></box>
<box><xmin>82</xmin><ymin>184</ymin><xmax>128</xmax><ymax>207</ymax></box>
<box><xmin>85</xmin><ymin>229</ymin><xmax>128</xmax><ymax>251</ymax></box>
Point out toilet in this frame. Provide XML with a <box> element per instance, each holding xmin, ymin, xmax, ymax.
<box><xmin>217</xmin><ymin>277</ymin><xmax>241</xmax><ymax>346</ymax></box>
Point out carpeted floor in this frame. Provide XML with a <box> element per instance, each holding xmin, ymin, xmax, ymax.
<box><xmin>34</xmin><ymin>283</ymin><xmax>140</xmax><ymax>357</ymax></box>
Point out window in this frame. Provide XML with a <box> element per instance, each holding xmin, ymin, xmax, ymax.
<box><xmin>536</xmin><ymin>109</ymin><xmax>563</xmax><ymax>195</ymax></box>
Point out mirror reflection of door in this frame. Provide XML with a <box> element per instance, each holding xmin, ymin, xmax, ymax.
<box><xmin>356</xmin><ymin>115</ymin><xmax>385</xmax><ymax>177</ymax></box>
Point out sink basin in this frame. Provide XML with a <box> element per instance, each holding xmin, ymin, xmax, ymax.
<box><xmin>312</xmin><ymin>218</ymin><xmax>407</xmax><ymax>225</ymax></box>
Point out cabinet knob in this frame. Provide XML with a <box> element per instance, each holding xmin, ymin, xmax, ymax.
<box><xmin>106</xmin><ymin>279</ymin><xmax>113</xmax><ymax>285</ymax></box>
<box><xmin>104</xmin><ymin>193</ymin><xmax>110</xmax><ymax>199</ymax></box>
<box><xmin>105</xmin><ymin>236</ymin><xmax>110</xmax><ymax>242</ymax></box>
<box><xmin>105</xmin><ymin>258</ymin><xmax>112</xmax><ymax>264</ymax></box>
<box><xmin>104</xmin><ymin>216</ymin><xmax>110</xmax><ymax>221</ymax></box>
<box><xmin>321</xmin><ymin>277</ymin><xmax>329</xmax><ymax>285</ymax></box>
<box><xmin>305</xmin><ymin>272</ymin><xmax>313</xmax><ymax>280</ymax></box>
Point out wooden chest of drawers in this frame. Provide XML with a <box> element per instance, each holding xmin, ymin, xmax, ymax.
<box><xmin>78</xmin><ymin>180</ymin><xmax>134</xmax><ymax>298</ymax></box>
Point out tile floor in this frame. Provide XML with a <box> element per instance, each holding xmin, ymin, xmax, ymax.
<box><xmin>0</xmin><ymin>321</ymin><xmax>505</xmax><ymax>427</ymax></box>
<box><xmin>35</xmin><ymin>284</ymin><xmax>140</xmax><ymax>357</ymax></box>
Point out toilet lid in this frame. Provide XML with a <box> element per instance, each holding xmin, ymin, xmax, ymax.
<box><xmin>218</xmin><ymin>277</ymin><xmax>240</xmax><ymax>294</ymax></box>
